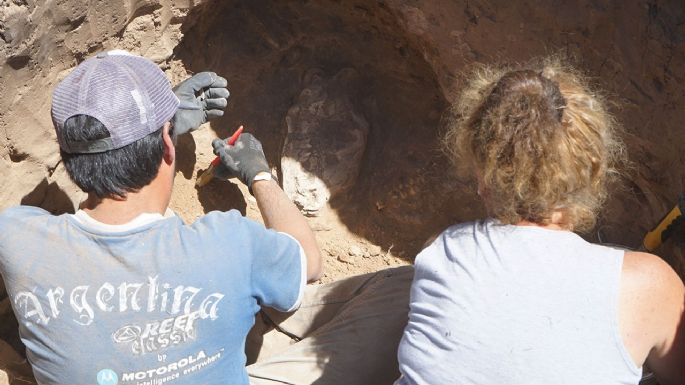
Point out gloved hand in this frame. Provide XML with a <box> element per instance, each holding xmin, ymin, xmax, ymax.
<box><xmin>212</xmin><ymin>133</ymin><xmax>270</xmax><ymax>188</ymax></box>
<box><xmin>172</xmin><ymin>72</ymin><xmax>229</xmax><ymax>135</ymax></box>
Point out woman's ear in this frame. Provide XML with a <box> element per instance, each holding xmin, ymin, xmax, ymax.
<box><xmin>162</xmin><ymin>122</ymin><xmax>175</xmax><ymax>165</ymax></box>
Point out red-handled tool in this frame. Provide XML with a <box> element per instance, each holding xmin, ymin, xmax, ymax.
<box><xmin>196</xmin><ymin>125</ymin><xmax>244</xmax><ymax>187</ymax></box>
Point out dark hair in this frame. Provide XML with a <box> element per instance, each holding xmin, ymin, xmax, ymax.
<box><xmin>61</xmin><ymin>115</ymin><xmax>167</xmax><ymax>199</ymax></box>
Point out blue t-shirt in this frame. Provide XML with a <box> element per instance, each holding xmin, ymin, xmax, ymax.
<box><xmin>0</xmin><ymin>206</ymin><xmax>305</xmax><ymax>385</ymax></box>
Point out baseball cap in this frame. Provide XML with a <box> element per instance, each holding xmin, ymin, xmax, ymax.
<box><xmin>51</xmin><ymin>50</ymin><xmax>180</xmax><ymax>154</ymax></box>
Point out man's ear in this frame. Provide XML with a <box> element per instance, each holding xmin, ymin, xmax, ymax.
<box><xmin>162</xmin><ymin>122</ymin><xmax>175</xmax><ymax>165</ymax></box>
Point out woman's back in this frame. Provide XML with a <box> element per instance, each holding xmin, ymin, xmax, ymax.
<box><xmin>396</xmin><ymin>220</ymin><xmax>642</xmax><ymax>385</ymax></box>
<box><xmin>399</xmin><ymin>57</ymin><xmax>685</xmax><ymax>384</ymax></box>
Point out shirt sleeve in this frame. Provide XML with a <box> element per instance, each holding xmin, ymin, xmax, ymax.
<box><xmin>247</xmin><ymin>224</ymin><xmax>306</xmax><ymax>312</ymax></box>
<box><xmin>0</xmin><ymin>206</ymin><xmax>50</xmax><ymax>274</ymax></box>
<box><xmin>194</xmin><ymin>211</ymin><xmax>307</xmax><ymax>313</ymax></box>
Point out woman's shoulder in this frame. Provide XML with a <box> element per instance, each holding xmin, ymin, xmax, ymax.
<box><xmin>622</xmin><ymin>251</ymin><xmax>680</xmax><ymax>282</ymax></box>
<box><xmin>621</xmin><ymin>251</ymin><xmax>683</xmax><ymax>307</ymax></box>
<box><xmin>619</xmin><ymin>251</ymin><xmax>684</xmax><ymax>381</ymax></box>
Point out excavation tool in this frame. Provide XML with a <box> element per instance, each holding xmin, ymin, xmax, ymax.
<box><xmin>643</xmin><ymin>193</ymin><xmax>685</xmax><ymax>251</ymax></box>
<box><xmin>196</xmin><ymin>125</ymin><xmax>244</xmax><ymax>187</ymax></box>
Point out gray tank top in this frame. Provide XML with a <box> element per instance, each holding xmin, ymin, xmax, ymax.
<box><xmin>396</xmin><ymin>220</ymin><xmax>642</xmax><ymax>385</ymax></box>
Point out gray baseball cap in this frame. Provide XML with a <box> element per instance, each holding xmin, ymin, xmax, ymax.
<box><xmin>51</xmin><ymin>50</ymin><xmax>180</xmax><ymax>154</ymax></box>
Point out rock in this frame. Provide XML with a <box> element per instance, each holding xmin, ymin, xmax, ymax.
<box><xmin>281</xmin><ymin>68</ymin><xmax>369</xmax><ymax>216</ymax></box>
<box><xmin>337</xmin><ymin>254</ymin><xmax>354</xmax><ymax>264</ymax></box>
<box><xmin>348</xmin><ymin>245</ymin><xmax>364</xmax><ymax>257</ymax></box>
<box><xmin>116</xmin><ymin>10</ymin><xmax>184</xmax><ymax>64</ymax></box>
<box><xmin>368</xmin><ymin>245</ymin><xmax>383</xmax><ymax>256</ymax></box>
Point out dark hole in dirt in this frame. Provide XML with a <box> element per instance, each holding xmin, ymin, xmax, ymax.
<box><xmin>6</xmin><ymin>54</ymin><xmax>29</xmax><ymax>70</ymax></box>
<box><xmin>174</xmin><ymin>0</ymin><xmax>483</xmax><ymax>259</ymax></box>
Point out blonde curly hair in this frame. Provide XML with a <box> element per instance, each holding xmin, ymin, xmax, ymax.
<box><xmin>444</xmin><ymin>57</ymin><xmax>625</xmax><ymax>232</ymax></box>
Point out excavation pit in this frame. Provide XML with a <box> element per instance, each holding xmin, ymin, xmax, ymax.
<box><xmin>168</xmin><ymin>0</ymin><xmax>476</xmax><ymax>278</ymax></box>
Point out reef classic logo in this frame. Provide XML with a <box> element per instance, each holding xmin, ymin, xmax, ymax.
<box><xmin>113</xmin><ymin>310</ymin><xmax>206</xmax><ymax>355</ymax></box>
<box><xmin>113</xmin><ymin>325</ymin><xmax>142</xmax><ymax>343</ymax></box>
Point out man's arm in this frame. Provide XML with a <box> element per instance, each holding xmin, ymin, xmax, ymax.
<box><xmin>252</xmin><ymin>179</ymin><xmax>322</xmax><ymax>281</ymax></box>
<box><xmin>211</xmin><ymin>133</ymin><xmax>323</xmax><ymax>282</ymax></box>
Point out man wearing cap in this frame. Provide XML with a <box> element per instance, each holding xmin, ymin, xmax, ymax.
<box><xmin>0</xmin><ymin>51</ymin><xmax>321</xmax><ymax>385</ymax></box>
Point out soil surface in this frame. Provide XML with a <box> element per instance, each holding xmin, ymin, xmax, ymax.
<box><xmin>0</xmin><ymin>0</ymin><xmax>684</xmax><ymax>383</ymax></box>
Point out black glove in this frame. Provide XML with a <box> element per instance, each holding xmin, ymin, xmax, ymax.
<box><xmin>172</xmin><ymin>72</ymin><xmax>229</xmax><ymax>135</ymax></box>
<box><xmin>212</xmin><ymin>133</ymin><xmax>270</xmax><ymax>189</ymax></box>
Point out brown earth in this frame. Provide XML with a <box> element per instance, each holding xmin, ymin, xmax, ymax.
<box><xmin>0</xmin><ymin>0</ymin><xmax>684</xmax><ymax>383</ymax></box>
